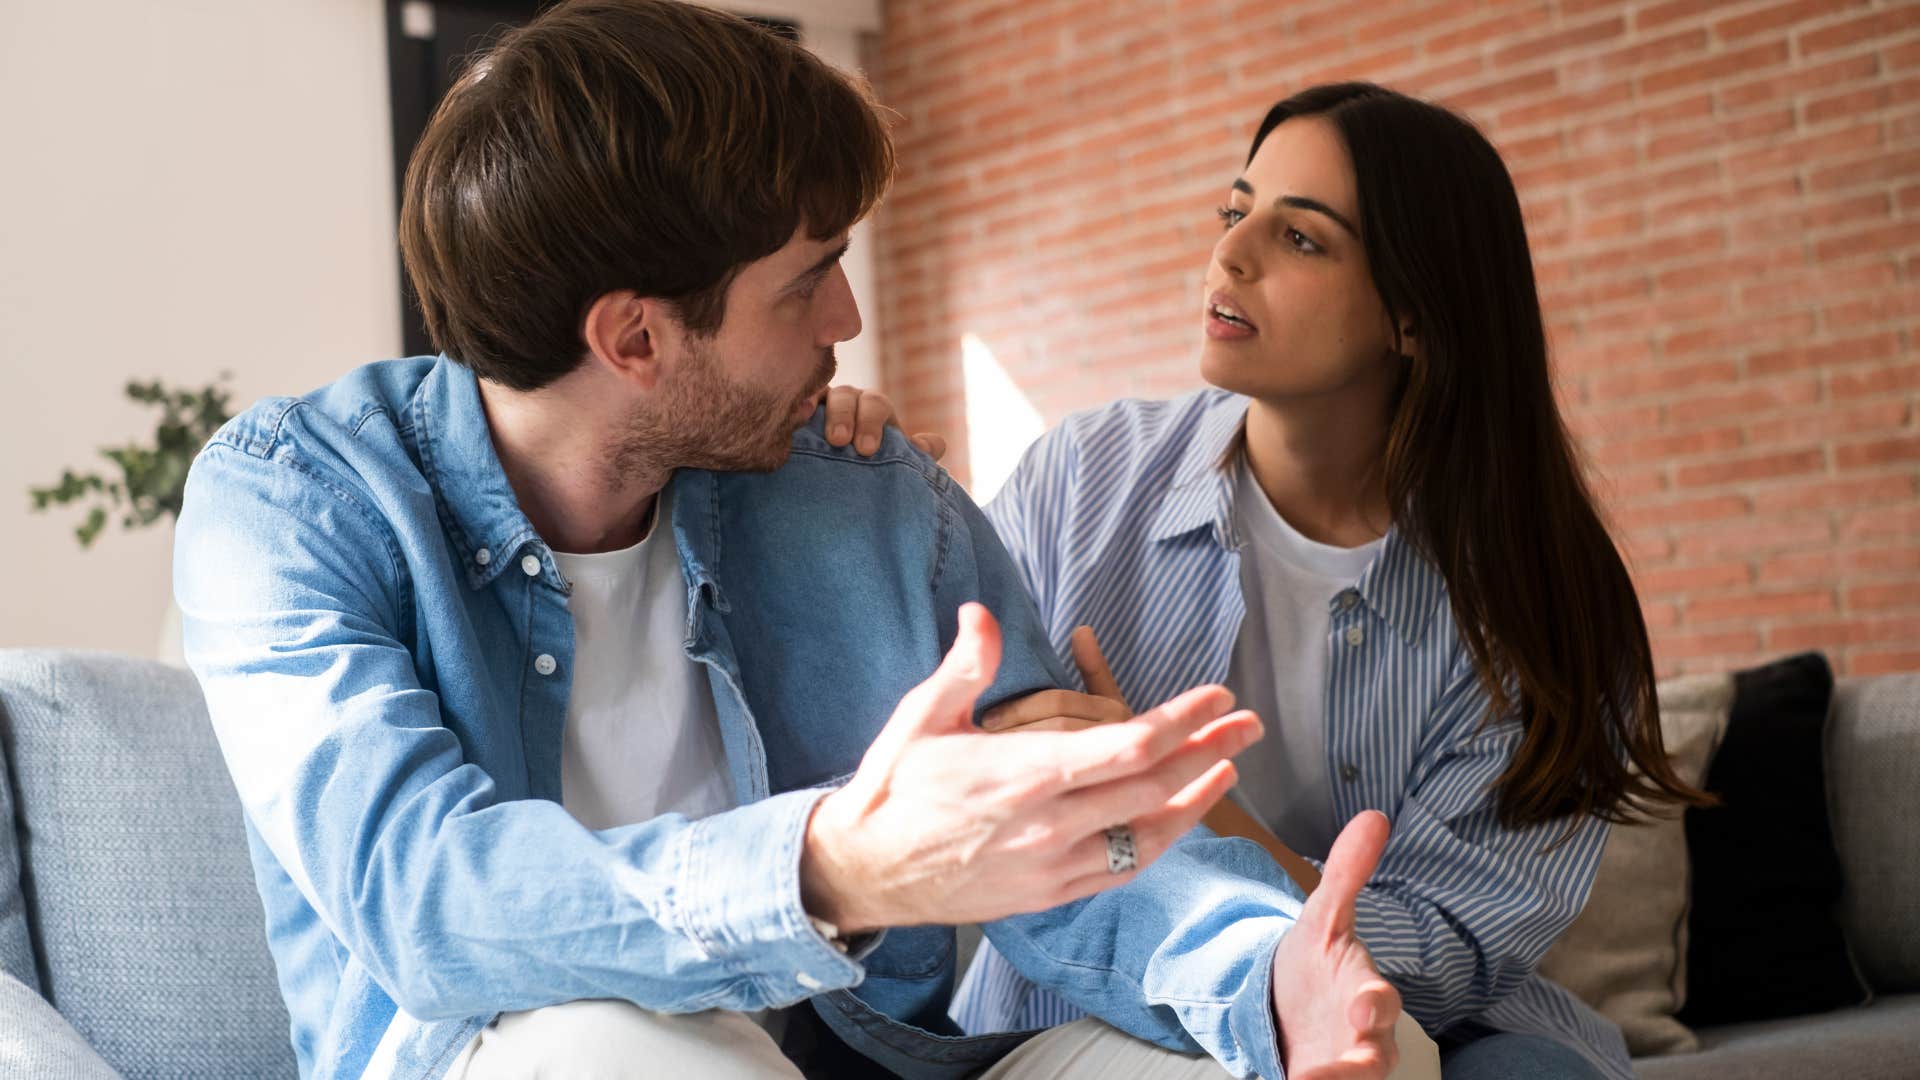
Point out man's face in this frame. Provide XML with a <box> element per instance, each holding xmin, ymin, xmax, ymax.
<box><xmin>631</xmin><ymin>226</ymin><xmax>861</xmax><ymax>474</ymax></box>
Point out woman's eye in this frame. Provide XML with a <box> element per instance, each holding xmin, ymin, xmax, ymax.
<box><xmin>1285</xmin><ymin>228</ymin><xmax>1320</xmax><ymax>254</ymax></box>
<box><xmin>1214</xmin><ymin>205</ymin><xmax>1245</xmax><ymax>230</ymax></box>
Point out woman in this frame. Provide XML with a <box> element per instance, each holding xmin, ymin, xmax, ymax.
<box><xmin>856</xmin><ymin>82</ymin><xmax>1707</xmax><ymax>1080</ymax></box>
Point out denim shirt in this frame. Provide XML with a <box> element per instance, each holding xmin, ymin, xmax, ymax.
<box><xmin>174</xmin><ymin>357</ymin><xmax>1311</xmax><ymax>1080</ymax></box>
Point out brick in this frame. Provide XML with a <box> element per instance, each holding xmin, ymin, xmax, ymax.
<box><xmin>1752</xmin><ymin>473</ymin><xmax>1918</xmax><ymax>515</ymax></box>
<box><xmin>1848</xmin><ymin>649</ymin><xmax>1920</xmax><ymax>676</ymax></box>
<box><xmin>1636</xmin><ymin>0</ymin><xmax>1734</xmax><ymax>32</ymax></box>
<box><xmin>1427</xmin><ymin>4</ymin><xmax>1554</xmax><ymax>54</ymax></box>
<box><xmin>1768</xmin><ymin>615</ymin><xmax>1920</xmax><ymax>651</ymax></box>
<box><xmin>1490</xmin><ymin>17</ymin><xmax>1627</xmax><ymax>68</ymax></box>
<box><xmin>1655</xmin><ymin>628</ymin><xmax>1764</xmax><ymax>660</ymax></box>
<box><xmin>1351</xmin><ymin>0</ymin><xmax>1482</xmax><ymax>47</ymax></box>
<box><xmin>1589</xmin><ymin>360</ymin><xmax>1741</xmax><ymax>400</ymax></box>
<box><xmin>1688</xmin><ymin>587</ymin><xmax>1835</xmax><ymax>624</ymax></box>
<box><xmin>1643</xmin><ymin>40</ymin><xmax>1792</xmax><ymax>98</ymax></box>
<box><xmin>1666</xmin><ymin>377</ymin><xmax>1822</xmax><ymax>426</ymax></box>
<box><xmin>1662</xmin><ymin>311</ymin><xmax>1816</xmax><ymax>357</ymax></box>
<box><xmin>1614</xmin><ymin>494</ymin><xmax>1753</xmax><ymax>529</ymax></box>
<box><xmin>1840</xmin><ymin>502</ymin><xmax>1920</xmax><ymax>541</ymax></box>
<box><xmin>1808</xmin><ymin>148</ymin><xmax>1920</xmax><ymax>194</ymax></box>
<box><xmin>1835</xmin><ymin>435</ymin><xmax>1920</xmax><ymax>470</ymax></box>
<box><xmin>1815</xmin><ymin>220</ymin><xmax>1920</xmax><ymax>262</ymax></box>
<box><xmin>1638</xmin><ymin>561</ymin><xmax>1755</xmax><ymax>594</ymax></box>
<box><xmin>1799</xmin><ymin>6</ymin><xmax>1920</xmax><ymax>56</ymax></box>
<box><xmin>1569</xmin><ymin>29</ymin><xmax>1711</xmax><ymax>82</ymax></box>
<box><xmin>1749</xmin><ymin>332</ymin><xmax>1902</xmax><ymax>374</ymax></box>
<box><xmin>1719</xmin><ymin>52</ymin><xmax>1880</xmax><ymax>111</ymax></box>
<box><xmin>1831</xmin><ymin>360</ymin><xmax>1920</xmax><ymax>399</ymax></box>
<box><xmin>1740</xmin><ymin>260</ymin><xmax>1899</xmax><ymax>310</ymax></box>
<box><xmin>1674</xmin><ymin>447</ymin><xmax>1827</xmax><ymax>487</ymax></box>
<box><xmin>1716</xmin><ymin>0</ymin><xmax>1872</xmax><ymax>42</ymax></box>
<box><xmin>1848</xmin><ymin>581</ymin><xmax>1920</xmax><ymax>611</ymax></box>
<box><xmin>1733</xmin><ymin>193</ymin><xmax>1891</xmax><ymax>248</ymax></box>
<box><xmin>1804</xmin><ymin>74</ymin><xmax>1920</xmax><ymax>126</ymax></box>
<box><xmin>1648</xmin><ymin>108</ymin><xmax>1795</xmax><ymax>163</ymax></box>
<box><xmin>1750</xmin><ymin>401</ymin><xmax>1913</xmax><ymax>444</ymax></box>
<box><xmin>1499</xmin><ymin>80</ymin><xmax>1635</xmax><ymax>130</ymax></box>
<box><xmin>1725</xmin><ymin>122</ymin><xmax>1882</xmax><ymax>178</ymax></box>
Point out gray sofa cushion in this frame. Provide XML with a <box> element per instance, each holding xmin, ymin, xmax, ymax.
<box><xmin>0</xmin><ymin>969</ymin><xmax>121</xmax><ymax>1079</ymax></box>
<box><xmin>1828</xmin><ymin>674</ymin><xmax>1920</xmax><ymax>993</ymax></box>
<box><xmin>0</xmin><ymin>726</ymin><xmax>37</xmax><ymax>993</ymax></box>
<box><xmin>0</xmin><ymin>650</ymin><xmax>296</xmax><ymax>1079</ymax></box>
<box><xmin>1634</xmin><ymin>992</ymin><xmax>1920</xmax><ymax>1079</ymax></box>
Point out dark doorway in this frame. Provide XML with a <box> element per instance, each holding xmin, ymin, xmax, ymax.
<box><xmin>384</xmin><ymin>1</ymin><xmax>802</xmax><ymax>358</ymax></box>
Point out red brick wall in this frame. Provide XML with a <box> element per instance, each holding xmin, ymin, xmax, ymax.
<box><xmin>866</xmin><ymin>0</ymin><xmax>1920</xmax><ymax>677</ymax></box>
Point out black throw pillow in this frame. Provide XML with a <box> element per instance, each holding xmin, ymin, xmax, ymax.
<box><xmin>1678</xmin><ymin>651</ymin><xmax>1871</xmax><ymax>1027</ymax></box>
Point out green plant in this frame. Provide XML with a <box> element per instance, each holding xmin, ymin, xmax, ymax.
<box><xmin>29</xmin><ymin>376</ymin><xmax>235</xmax><ymax>548</ymax></box>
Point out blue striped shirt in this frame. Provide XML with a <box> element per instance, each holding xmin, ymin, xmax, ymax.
<box><xmin>951</xmin><ymin>389</ymin><xmax>1634</xmax><ymax>1080</ymax></box>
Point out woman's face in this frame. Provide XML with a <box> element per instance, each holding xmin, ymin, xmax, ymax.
<box><xmin>1199</xmin><ymin>116</ymin><xmax>1405</xmax><ymax>403</ymax></box>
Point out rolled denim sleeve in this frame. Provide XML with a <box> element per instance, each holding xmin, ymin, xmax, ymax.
<box><xmin>175</xmin><ymin>440</ymin><xmax>863</xmax><ymax>1022</ymax></box>
<box><xmin>982</xmin><ymin>834</ymin><xmax>1302</xmax><ymax>1079</ymax></box>
<box><xmin>1344</xmin><ymin>650</ymin><xmax>1608</xmax><ymax>1032</ymax></box>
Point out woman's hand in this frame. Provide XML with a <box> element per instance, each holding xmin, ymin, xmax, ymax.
<box><xmin>821</xmin><ymin>385</ymin><xmax>948</xmax><ymax>461</ymax></box>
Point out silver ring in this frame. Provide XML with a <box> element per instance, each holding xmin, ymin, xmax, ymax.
<box><xmin>1104</xmin><ymin>824</ymin><xmax>1138</xmax><ymax>875</ymax></box>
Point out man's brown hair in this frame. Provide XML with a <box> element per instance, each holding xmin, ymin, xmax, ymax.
<box><xmin>399</xmin><ymin>0</ymin><xmax>894</xmax><ymax>390</ymax></box>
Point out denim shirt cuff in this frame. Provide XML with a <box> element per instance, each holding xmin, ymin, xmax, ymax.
<box><xmin>1229</xmin><ymin>922</ymin><xmax>1289</xmax><ymax>1080</ymax></box>
<box><xmin>678</xmin><ymin>787</ymin><xmax>871</xmax><ymax>1000</ymax></box>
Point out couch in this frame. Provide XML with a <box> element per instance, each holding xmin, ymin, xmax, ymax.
<box><xmin>1</xmin><ymin>649</ymin><xmax>1915</xmax><ymax>1078</ymax></box>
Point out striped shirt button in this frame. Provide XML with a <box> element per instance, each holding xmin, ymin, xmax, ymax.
<box><xmin>1340</xmin><ymin>763</ymin><xmax>1360</xmax><ymax>782</ymax></box>
<box><xmin>1339</xmin><ymin>591</ymin><xmax>1358</xmax><ymax>610</ymax></box>
<box><xmin>1345</xmin><ymin>625</ymin><xmax>1365</xmax><ymax>647</ymax></box>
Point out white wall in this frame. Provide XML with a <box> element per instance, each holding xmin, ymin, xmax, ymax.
<box><xmin>0</xmin><ymin>1</ymin><xmax>402</xmax><ymax>654</ymax></box>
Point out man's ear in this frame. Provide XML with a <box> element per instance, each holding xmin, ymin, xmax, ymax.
<box><xmin>582</xmin><ymin>290</ymin><xmax>666</xmax><ymax>389</ymax></box>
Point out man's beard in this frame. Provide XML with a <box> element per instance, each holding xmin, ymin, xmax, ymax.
<box><xmin>614</xmin><ymin>342</ymin><xmax>837</xmax><ymax>479</ymax></box>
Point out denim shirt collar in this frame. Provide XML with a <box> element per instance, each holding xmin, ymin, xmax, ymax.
<box><xmin>1150</xmin><ymin>390</ymin><xmax>1446</xmax><ymax>647</ymax></box>
<box><xmin>406</xmin><ymin>355</ymin><xmax>730</xmax><ymax>610</ymax></box>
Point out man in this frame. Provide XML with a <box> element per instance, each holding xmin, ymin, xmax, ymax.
<box><xmin>173</xmin><ymin>3</ymin><xmax>1409</xmax><ymax>1077</ymax></box>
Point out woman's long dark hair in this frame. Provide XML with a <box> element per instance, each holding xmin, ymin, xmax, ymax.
<box><xmin>1251</xmin><ymin>83</ymin><xmax>1710</xmax><ymax>828</ymax></box>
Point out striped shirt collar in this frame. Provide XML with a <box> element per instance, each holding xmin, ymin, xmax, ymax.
<box><xmin>1148</xmin><ymin>391</ymin><xmax>1448</xmax><ymax>648</ymax></box>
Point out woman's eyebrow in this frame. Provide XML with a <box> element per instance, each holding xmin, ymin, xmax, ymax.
<box><xmin>1231</xmin><ymin>177</ymin><xmax>1358</xmax><ymax>237</ymax></box>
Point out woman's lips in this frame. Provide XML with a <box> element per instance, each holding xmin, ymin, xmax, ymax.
<box><xmin>1205</xmin><ymin>290</ymin><xmax>1258</xmax><ymax>340</ymax></box>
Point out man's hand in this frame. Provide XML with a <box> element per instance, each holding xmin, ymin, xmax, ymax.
<box><xmin>1271</xmin><ymin>810</ymin><xmax>1402</xmax><ymax>1080</ymax></box>
<box><xmin>800</xmin><ymin>603</ymin><xmax>1262</xmax><ymax>934</ymax></box>
<box><xmin>987</xmin><ymin>626</ymin><xmax>1325</xmax><ymax>892</ymax></box>
<box><xmin>821</xmin><ymin>384</ymin><xmax>947</xmax><ymax>460</ymax></box>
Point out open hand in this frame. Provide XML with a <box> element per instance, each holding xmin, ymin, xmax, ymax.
<box><xmin>800</xmin><ymin>604</ymin><xmax>1263</xmax><ymax>933</ymax></box>
<box><xmin>1271</xmin><ymin>811</ymin><xmax>1401</xmax><ymax>1079</ymax></box>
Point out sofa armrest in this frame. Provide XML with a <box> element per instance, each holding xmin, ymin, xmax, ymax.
<box><xmin>0</xmin><ymin>971</ymin><xmax>123</xmax><ymax>1079</ymax></box>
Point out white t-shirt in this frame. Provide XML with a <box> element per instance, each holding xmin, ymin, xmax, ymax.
<box><xmin>553</xmin><ymin>495</ymin><xmax>733</xmax><ymax>832</ymax></box>
<box><xmin>1224</xmin><ymin>457</ymin><xmax>1384</xmax><ymax>861</ymax></box>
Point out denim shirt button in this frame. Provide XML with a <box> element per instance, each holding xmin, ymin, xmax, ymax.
<box><xmin>534</xmin><ymin>653</ymin><xmax>557</xmax><ymax>676</ymax></box>
<box><xmin>521</xmin><ymin>553</ymin><xmax>541</xmax><ymax>577</ymax></box>
<box><xmin>474</xmin><ymin>547</ymin><xmax>491</xmax><ymax>566</ymax></box>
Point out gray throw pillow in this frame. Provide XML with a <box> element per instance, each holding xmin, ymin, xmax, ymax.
<box><xmin>1537</xmin><ymin>672</ymin><xmax>1734</xmax><ymax>1057</ymax></box>
<box><xmin>0</xmin><ymin>968</ymin><xmax>122</xmax><ymax>1079</ymax></box>
<box><xmin>0</xmin><ymin>650</ymin><xmax>296</xmax><ymax>1079</ymax></box>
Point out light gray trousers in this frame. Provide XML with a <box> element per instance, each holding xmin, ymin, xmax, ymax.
<box><xmin>446</xmin><ymin>999</ymin><xmax>1440</xmax><ymax>1079</ymax></box>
